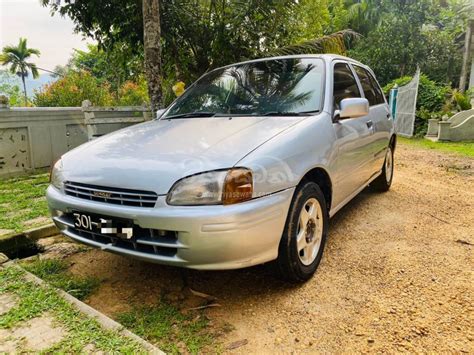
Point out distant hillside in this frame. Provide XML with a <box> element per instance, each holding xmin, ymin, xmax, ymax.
<box><xmin>26</xmin><ymin>74</ymin><xmax>56</xmax><ymax>96</ymax></box>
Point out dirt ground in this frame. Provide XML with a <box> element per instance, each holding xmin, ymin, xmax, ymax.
<box><xmin>66</xmin><ymin>143</ymin><xmax>473</xmax><ymax>353</ymax></box>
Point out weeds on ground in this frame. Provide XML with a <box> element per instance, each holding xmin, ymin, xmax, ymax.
<box><xmin>0</xmin><ymin>266</ymin><xmax>144</xmax><ymax>352</ymax></box>
<box><xmin>0</xmin><ymin>172</ymin><xmax>49</xmax><ymax>232</ymax></box>
<box><xmin>117</xmin><ymin>302</ymin><xmax>212</xmax><ymax>354</ymax></box>
<box><xmin>399</xmin><ymin>137</ymin><xmax>474</xmax><ymax>157</ymax></box>
<box><xmin>21</xmin><ymin>259</ymin><xmax>99</xmax><ymax>300</ymax></box>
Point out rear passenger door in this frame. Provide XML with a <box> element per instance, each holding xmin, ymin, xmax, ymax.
<box><xmin>352</xmin><ymin>65</ymin><xmax>391</xmax><ymax>175</ymax></box>
<box><xmin>331</xmin><ymin>62</ymin><xmax>376</xmax><ymax>208</ymax></box>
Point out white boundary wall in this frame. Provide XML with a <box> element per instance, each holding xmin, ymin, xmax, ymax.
<box><xmin>0</xmin><ymin>105</ymin><xmax>150</xmax><ymax>178</ymax></box>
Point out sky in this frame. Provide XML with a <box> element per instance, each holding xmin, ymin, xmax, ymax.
<box><xmin>0</xmin><ymin>0</ymin><xmax>94</xmax><ymax>72</ymax></box>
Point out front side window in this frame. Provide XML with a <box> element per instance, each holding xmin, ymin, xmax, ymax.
<box><xmin>332</xmin><ymin>63</ymin><xmax>361</xmax><ymax>109</ymax></box>
<box><xmin>353</xmin><ymin>66</ymin><xmax>385</xmax><ymax>105</ymax></box>
<box><xmin>163</xmin><ymin>58</ymin><xmax>325</xmax><ymax>118</ymax></box>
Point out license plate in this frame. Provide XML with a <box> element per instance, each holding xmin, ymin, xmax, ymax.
<box><xmin>72</xmin><ymin>212</ymin><xmax>134</xmax><ymax>239</ymax></box>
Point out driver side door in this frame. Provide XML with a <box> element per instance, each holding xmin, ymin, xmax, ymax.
<box><xmin>331</xmin><ymin>62</ymin><xmax>376</xmax><ymax>209</ymax></box>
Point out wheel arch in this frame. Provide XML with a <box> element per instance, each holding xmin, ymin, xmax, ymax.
<box><xmin>299</xmin><ymin>167</ymin><xmax>332</xmax><ymax>212</ymax></box>
<box><xmin>390</xmin><ymin>134</ymin><xmax>397</xmax><ymax>152</ymax></box>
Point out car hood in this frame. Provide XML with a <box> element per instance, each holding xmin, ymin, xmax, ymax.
<box><xmin>61</xmin><ymin>116</ymin><xmax>304</xmax><ymax>194</ymax></box>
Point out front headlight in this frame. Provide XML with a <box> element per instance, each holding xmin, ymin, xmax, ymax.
<box><xmin>50</xmin><ymin>159</ymin><xmax>64</xmax><ymax>190</ymax></box>
<box><xmin>167</xmin><ymin>168</ymin><xmax>253</xmax><ymax>206</ymax></box>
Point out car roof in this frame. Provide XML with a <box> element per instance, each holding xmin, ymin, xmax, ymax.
<box><xmin>214</xmin><ymin>54</ymin><xmax>366</xmax><ymax>71</ymax></box>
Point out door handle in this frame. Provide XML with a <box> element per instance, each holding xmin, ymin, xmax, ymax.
<box><xmin>366</xmin><ymin>120</ymin><xmax>374</xmax><ymax>129</ymax></box>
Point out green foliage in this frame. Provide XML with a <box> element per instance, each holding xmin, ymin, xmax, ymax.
<box><xmin>450</xmin><ymin>89</ymin><xmax>472</xmax><ymax>111</ymax></box>
<box><xmin>117</xmin><ymin>302</ymin><xmax>212</xmax><ymax>354</ymax></box>
<box><xmin>384</xmin><ymin>74</ymin><xmax>447</xmax><ymax>136</ymax></box>
<box><xmin>348</xmin><ymin>0</ymin><xmax>468</xmax><ymax>86</ymax></box>
<box><xmin>327</xmin><ymin>0</ymin><xmax>350</xmax><ymax>33</ymax></box>
<box><xmin>293</xmin><ymin>0</ymin><xmax>330</xmax><ymax>41</ymax></box>
<box><xmin>383</xmin><ymin>74</ymin><xmax>450</xmax><ymax>112</ymax></box>
<box><xmin>117</xmin><ymin>76</ymin><xmax>149</xmax><ymax>106</ymax></box>
<box><xmin>384</xmin><ymin>73</ymin><xmax>472</xmax><ymax>136</ymax></box>
<box><xmin>417</xmin><ymin>76</ymin><xmax>451</xmax><ymax>113</ymax></box>
<box><xmin>39</xmin><ymin>0</ymin><xmax>471</xmax><ymax>109</ymax></box>
<box><xmin>268</xmin><ymin>30</ymin><xmax>359</xmax><ymax>57</ymax></box>
<box><xmin>68</xmin><ymin>43</ymin><xmax>144</xmax><ymax>94</ymax></box>
<box><xmin>0</xmin><ymin>70</ymin><xmax>23</xmax><ymax>106</ymax></box>
<box><xmin>41</xmin><ymin>1</ymin><xmax>351</xmax><ymax>86</ymax></box>
<box><xmin>33</xmin><ymin>70</ymin><xmax>113</xmax><ymax>107</ymax></box>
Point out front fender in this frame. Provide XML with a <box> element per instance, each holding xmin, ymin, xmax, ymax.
<box><xmin>237</xmin><ymin>113</ymin><xmax>337</xmax><ymax>198</ymax></box>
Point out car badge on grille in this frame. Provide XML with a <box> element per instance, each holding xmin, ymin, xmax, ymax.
<box><xmin>92</xmin><ymin>191</ymin><xmax>112</xmax><ymax>198</ymax></box>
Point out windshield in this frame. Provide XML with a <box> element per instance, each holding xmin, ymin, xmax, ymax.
<box><xmin>163</xmin><ymin>58</ymin><xmax>325</xmax><ymax>119</ymax></box>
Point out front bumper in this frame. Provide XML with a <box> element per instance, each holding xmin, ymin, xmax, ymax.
<box><xmin>46</xmin><ymin>185</ymin><xmax>294</xmax><ymax>270</ymax></box>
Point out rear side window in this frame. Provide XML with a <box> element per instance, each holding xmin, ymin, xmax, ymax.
<box><xmin>353</xmin><ymin>66</ymin><xmax>385</xmax><ymax>106</ymax></box>
<box><xmin>333</xmin><ymin>63</ymin><xmax>361</xmax><ymax>108</ymax></box>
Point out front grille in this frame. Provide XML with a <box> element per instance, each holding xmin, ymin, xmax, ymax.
<box><xmin>57</xmin><ymin>213</ymin><xmax>179</xmax><ymax>257</ymax></box>
<box><xmin>64</xmin><ymin>181</ymin><xmax>158</xmax><ymax>208</ymax></box>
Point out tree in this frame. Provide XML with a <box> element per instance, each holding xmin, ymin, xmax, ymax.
<box><xmin>142</xmin><ymin>0</ymin><xmax>162</xmax><ymax>113</ymax></box>
<box><xmin>67</xmin><ymin>43</ymin><xmax>144</xmax><ymax>96</ymax></box>
<box><xmin>39</xmin><ymin>1</ymin><xmax>338</xmax><ymax>92</ymax></box>
<box><xmin>268</xmin><ymin>30</ymin><xmax>359</xmax><ymax>57</ymax></box>
<box><xmin>0</xmin><ymin>38</ymin><xmax>40</xmax><ymax>106</ymax></box>
<box><xmin>348</xmin><ymin>0</ymin><xmax>469</xmax><ymax>85</ymax></box>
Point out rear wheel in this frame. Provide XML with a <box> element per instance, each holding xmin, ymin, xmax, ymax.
<box><xmin>372</xmin><ymin>145</ymin><xmax>394</xmax><ymax>192</ymax></box>
<box><xmin>275</xmin><ymin>181</ymin><xmax>328</xmax><ymax>282</ymax></box>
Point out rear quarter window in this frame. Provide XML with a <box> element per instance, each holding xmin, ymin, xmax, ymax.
<box><xmin>353</xmin><ymin>65</ymin><xmax>385</xmax><ymax>106</ymax></box>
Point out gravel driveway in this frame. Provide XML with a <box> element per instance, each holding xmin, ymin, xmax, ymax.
<box><xmin>66</xmin><ymin>142</ymin><xmax>473</xmax><ymax>353</ymax></box>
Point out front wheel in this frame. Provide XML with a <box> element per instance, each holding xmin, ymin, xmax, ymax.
<box><xmin>275</xmin><ymin>181</ymin><xmax>328</xmax><ymax>282</ymax></box>
<box><xmin>372</xmin><ymin>145</ymin><xmax>394</xmax><ymax>192</ymax></box>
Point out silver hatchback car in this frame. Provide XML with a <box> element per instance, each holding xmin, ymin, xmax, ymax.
<box><xmin>47</xmin><ymin>54</ymin><xmax>395</xmax><ymax>282</ymax></box>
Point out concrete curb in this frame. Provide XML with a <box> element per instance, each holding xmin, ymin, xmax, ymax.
<box><xmin>2</xmin><ymin>261</ymin><xmax>164</xmax><ymax>354</ymax></box>
<box><xmin>23</xmin><ymin>223</ymin><xmax>59</xmax><ymax>241</ymax></box>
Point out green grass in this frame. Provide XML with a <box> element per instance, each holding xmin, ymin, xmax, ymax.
<box><xmin>117</xmin><ymin>302</ymin><xmax>212</xmax><ymax>354</ymax></box>
<box><xmin>0</xmin><ymin>172</ymin><xmax>50</xmax><ymax>232</ymax></box>
<box><xmin>0</xmin><ymin>266</ymin><xmax>145</xmax><ymax>353</ymax></box>
<box><xmin>399</xmin><ymin>137</ymin><xmax>474</xmax><ymax>158</ymax></box>
<box><xmin>22</xmin><ymin>259</ymin><xmax>100</xmax><ymax>301</ymax></box>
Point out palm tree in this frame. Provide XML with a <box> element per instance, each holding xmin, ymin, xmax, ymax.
<box><xmin>0</xmin><ymin>38</ymin><xmax>41</xmax><ymax>106</ymax></box>
<box><xmin>267</xmin><ymin>30</ymin><xmax>360</xmax><ymax>57</ymax></box>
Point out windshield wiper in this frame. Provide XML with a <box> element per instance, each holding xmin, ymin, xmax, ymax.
<box><xmin>165</xmin><ymin>112</ymin><xmax>216</xmax><ymax>119</ymax></box>
<box><xmin>261</xmin><ymin>110</ymin><xmax>319</xmax><ymax>116</ymax></box>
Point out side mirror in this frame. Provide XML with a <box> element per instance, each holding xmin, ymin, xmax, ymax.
<box><xmin>337</xmin><ymin>98</ymin><xmax>369</xmax><ymax>120</ymax></box>
<box><xmin>156</xmin><ymin>109</ymin><xmax>166</xmax><ymax>119</ymax></box>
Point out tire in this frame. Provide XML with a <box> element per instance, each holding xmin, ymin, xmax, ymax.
<box><xmin>275</xmin><ymin>181</ymin><xmax>328</xmax><ymax>282</ymax></box>
<box><xmin>371</xmin><ymin>145</ymin><xmax>394</xmax><ymax>192</ymax></box>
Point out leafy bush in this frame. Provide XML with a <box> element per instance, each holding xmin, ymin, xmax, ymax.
<box><xmin>383</xmin><ymin>74</ymin><xmax>450</xmax><ymax>112</ymax></box>
<box><xmin>0</xmin><ymin>70</ymin><xmax>24</xmax><ymax>106</ymax></box>
<box><xmin>117</xmin><ymin>76</ymin><xmax>149</xmax><ymax>106</ymax></box>
<box><xmin>449</xmin><ymin>89</ymin><xmax>472</xmax><ymax>112</ymax></box>
<box><xmin>384</xmin><ymin>74</ymin><xmax>454</xmax><ymax>136</ymax></box>
<box><xmin>33</xmin><ymin>70</ymin><xmax>113</xmax><ymax>107</ymax></box>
